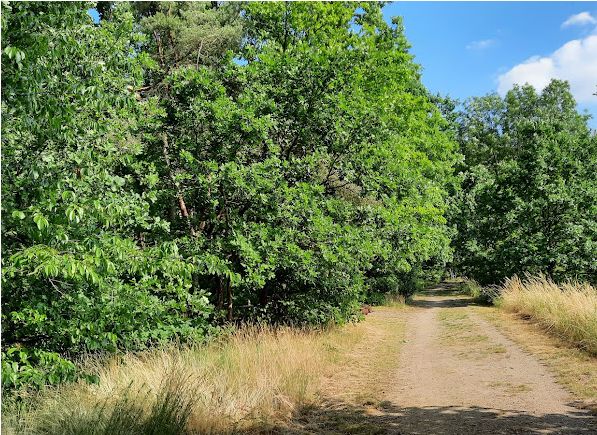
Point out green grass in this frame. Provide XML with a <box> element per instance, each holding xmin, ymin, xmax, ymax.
<box><xmin>447</xmin><ymin>278</ymin><xmax>499</xmax><ymax>304</ymax></box>
<box><xmin>458</xmin><ymin>280</ymin><xmax>482</xmax><ymax>298</ymax></box>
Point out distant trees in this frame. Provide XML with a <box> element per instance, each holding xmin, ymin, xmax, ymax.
<box><xmin>2</xmin><ymin>2</ymin><xmax>457</xmax><ymax>390</ymax></box>
<box><xmin>451</xmin><ymin>81</ymin><xmax>597</xmax><ymax>284</ymax></box>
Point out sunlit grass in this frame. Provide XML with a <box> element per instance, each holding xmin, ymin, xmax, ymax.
<box><xmin>383</xmin><ymin>293</ymin><xmax>408</xmax><ymax>307</ymax></box>
<box><xmin>498</xmin><ymin>275</ymin><xmax>597</xmax><ymax>356</ymax></box>
<box><xmin>2</xmin><ymin>324</ymin><xmax>366</xmax><ymax>434</ymax></box>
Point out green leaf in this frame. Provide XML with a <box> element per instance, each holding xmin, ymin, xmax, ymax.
<box><xmin>33</xmin><ymin>213</ymin><xmax>49</xmax><ymax>231</ymax></box>
<box><xmin>12</xmin><ymin>210</ymin><xmax>25</xmax><ymax>220</ymax></box>
<box><xmin>65</xmin><ymin>206</ymin><xmax>76</xmax><ymax>222</ymax></box>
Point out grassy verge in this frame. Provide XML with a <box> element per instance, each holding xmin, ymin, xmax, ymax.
<box><xmin>320</xmin><ymin>307</ymin><xmax>406</xmax><ymax>406</ymax></box>
<box><xmin>3</xmin><ymin>326</ymin><xmax>359</xmax><ymax>434</ymax></box>
<box><xmin>2</xmin><ymin>306</ymin><xmax>407</xmax><ymax>435</ymax></box>
<box><xmin>288</xmin><ymin>306</ymin><xmax>407</xmax><ymax>434</ymax></box>
<box><xmin>497</xmin><ymin>276</ymin><xmax>597</xmax><ymax>355</ymax></box>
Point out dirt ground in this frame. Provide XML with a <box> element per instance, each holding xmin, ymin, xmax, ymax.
<box><xmin>280</xmin><ymin>283</ymin><xmax>597</xmax><ymax>434</ymax></box>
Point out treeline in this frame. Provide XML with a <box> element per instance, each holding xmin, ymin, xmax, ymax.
<box><xmin>450</xmin><ymin>83</ymin><xmax>597</xmax><ymax>285</ymax></box>
<box><xmin>2</xmin><ymin>2</ymin><xmax>595</xmax><ymax>392</ymax></box>
<box><xmin>2</xmin><ymin>2</ymin><xmax>456</xmax><ymax>389</ymax></box>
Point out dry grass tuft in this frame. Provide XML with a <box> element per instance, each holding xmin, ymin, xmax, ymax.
<box><xmin>3</xmin><ymin>325</ymin><xmax>368</xmax><ymax>434</ymax></box>
<box><xmin>383</xmin><ymin>293</ymin><xmax>408</xmax><ymax>307</ymax></box>
<box><xmin>498</xmin><ymin>275</ymin><xmax>597</xmax><ymax>355</ymax></box>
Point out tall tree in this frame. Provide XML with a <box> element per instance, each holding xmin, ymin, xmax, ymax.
<box><xmin>451</xmin><ymin>80</ymin><xmax>597</xmax><ymax>284</ymax></box>
<box><xmin>1</xmin><ymin>2</ymin><xmax>211</xmax><ymax>389</ymax></box>
<box><xmin>142</xmin><ymin>1</ymin><xmax>458</xmax><ymax>322</ymax></box>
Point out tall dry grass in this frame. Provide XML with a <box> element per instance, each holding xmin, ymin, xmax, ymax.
<box><xmin>3</xmin><ymin>324</ymin><xmax>365</xmax><ymax>435</ymax></box>
<box><xmin>498</xmin><ymin>275</ymin><xmax>597</xmax><ymax>355</ymax></box>
<box><xmin>383</xmin><ymin>292</ymin><xmax>408</xmax><ymax>307</ymax></box>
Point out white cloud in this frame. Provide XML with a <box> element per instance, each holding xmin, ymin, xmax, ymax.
<box><xmin>561</xmin><ymin>12</ymin><xmax>596</xmax><ymax>28</ymax></box>
<box><xmin>466</xmin><ymin>39</ymin><xmax>496</xmax><ymax>50</ymax></box>
<box><xmin>497</xmin><ymin>35</ymin><xmax>597</xmax><ymax>103</ymax></box>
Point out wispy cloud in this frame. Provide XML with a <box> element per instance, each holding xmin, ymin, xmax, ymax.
<box><xmin>561</xmin><ymin>12</ymin><xmax>596</xmax><ymax>28</ymax></box>
<box><xmin>497</xmin><ymin>34</ymin><xmax>597</xmax><ymax>103</ymax></box>
<box><xmin>466</xmin><ymin>39</ymin><xmax>496</xmax><ymax>51</ymax></box>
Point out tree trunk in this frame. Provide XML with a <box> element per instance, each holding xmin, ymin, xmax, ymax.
<box><xmin>161</xmin><ymin>133</ymin><xmax>196</xmax><ymax>238</ymax></box>
<box><xmin>227</xmin><ymin>277</ymin><xmax>233</xmax><ymax>321</ymax></box>
<box><xmin>259</xmin><ymin>285</ymin><xmax>268</xmax><ymax>307</ymax></box>
<box><xmin>217</xmin><ymin>277</ymin><xmax>224</xmax><ymax>311</ymax></box>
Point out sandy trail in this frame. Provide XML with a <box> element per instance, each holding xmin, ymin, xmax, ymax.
<box><xmin>286</xmin><ymin>283</ymin><xmax>596</xmax><ymax>434</ymax></box>
<box><xmin>386</xmin><ymin>284</ymin><xmax>596</xmax><ymax>434</ymax></box>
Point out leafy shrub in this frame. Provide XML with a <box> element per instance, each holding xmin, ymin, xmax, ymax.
<box><xmin>455</xmin><ymin>279</ymin><xmax>501</xmax><ymax>304</ymax></box>
<box><xmin>1</xmin><ymin>348</ymin><xmax>77</xmax><ymax>391</ymax></box>
<box><xmin>366</xmin><ymin>271</ymin><xmax>430</xmax><ymax>305</ymax></box>
<box><xmin>457</xmin><ymin>280</ymin><xmax>481</xmax><ymax>298</ymax></box>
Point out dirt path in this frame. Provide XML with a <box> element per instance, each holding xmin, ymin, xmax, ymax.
<box><xmin>387</xmin><ymin>283</ymin><xmax>595</xmax><ymax>434</ymax></box>
<box><xmin>286</xmin><ymin>283</ymin><xmax>596</xmax><ymax>434</ymax></box>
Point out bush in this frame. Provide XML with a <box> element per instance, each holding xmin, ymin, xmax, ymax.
<box><xmin>1</xmin><ymin>348</ymin><xmax>77</xmax><ymax>391</ymax></box>
<box><xmin>457</xmin><ymin>280</ymin><xmax>482</xmax><ymax>298</ymax></box>
<box><xmin>453</xmin><ymin>278</ymin><xmax>500</xmax><ymax>304</ymax></box>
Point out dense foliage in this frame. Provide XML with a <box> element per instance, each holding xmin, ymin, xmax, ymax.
<box><xmin>1</xmin><ymin>2</ymin><xmax>214</xmax><ymax>390</ymax></box>
<box><xmin>141</xmin><ymin>2</ymin><xmax>457</xmax><ymax>324</ymax></box>
<box><xmin>451</xmin><ymin>81</ymin><xmax>597</xmax><ymax>285</ymax></box>
<box><xmin>4</xmin><ymin>1</ymin><xmax>594</xmax><ymax>394</ymax></box>
<box><xmin>2</xmin><ymin>1</ymin><xmax>456</xmax><ymax>390</ymax></box>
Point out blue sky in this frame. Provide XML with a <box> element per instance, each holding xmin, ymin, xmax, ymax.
<box><xmin>383</xmin><ymin>2</ymin><xmax>597</xmax><ymax>127</ymax></box>
<box><xmin>88</xmin><ymin>8</ymin><xmax>99</xmax><ymax>22</ymax></box>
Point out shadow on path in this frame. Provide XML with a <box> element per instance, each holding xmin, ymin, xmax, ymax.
<box><xmin>247</xmin><ymin>401</ymin><xmax>596</xmax><ymax>434</ymax></box>
<box><xmin>407</xmin><ymin>297</ymin><xmax>474</xmax><ymax>309</ymax></box>
<box><xmin>406</xmin><ymin>282</ymin><xmax>479</xmax><ymax>309</ymax></box>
